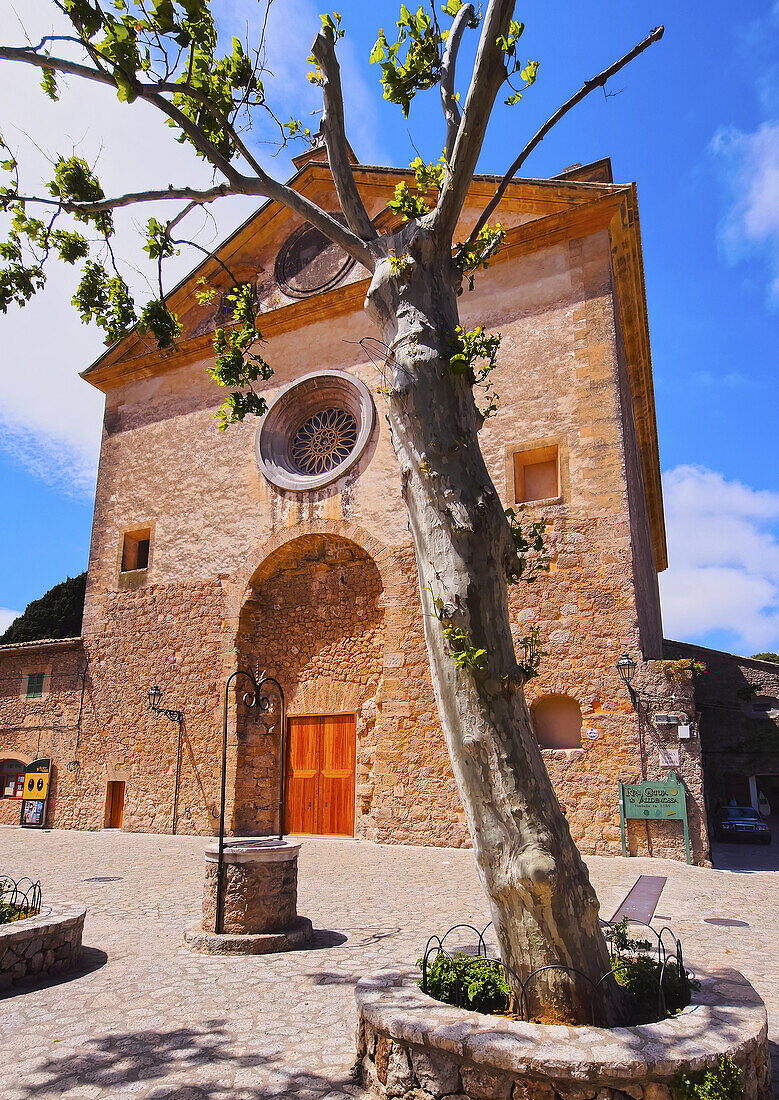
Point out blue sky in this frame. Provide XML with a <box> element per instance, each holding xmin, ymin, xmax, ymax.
<box><xmin>0</xmin><ymin>0</ymin><xmax>778</xmax><ymax>655</ymax></box>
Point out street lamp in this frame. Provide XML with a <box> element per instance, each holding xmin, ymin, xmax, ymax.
<box><xmin>616</xmin><ymin>653</ymin><xmax>638</xmax><ymax>715</ymax></box>
<box><xmin>147</xmin><ymin>685</ymin><xmax>183</xmax><ymax>724</ymax></box>
<box><xmin>616</xmin><ymin>654</ymin><xmax>636</xmax><ymax>689</ymax></box>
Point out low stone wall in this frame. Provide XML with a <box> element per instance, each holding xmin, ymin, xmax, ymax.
<box><xmin>356</xmin><ymin>966</ymin><xmax>771</xmax><ymax>1100</ymax></box>
<box><xmin>0</xmin><ymin>904</ymin><xmax>86</xmax><ymax>990</ymax></box>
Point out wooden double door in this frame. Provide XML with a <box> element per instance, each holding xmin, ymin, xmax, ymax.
<box><xmin>284</xmin><ymin>713</ymin><xmax>356</xmax><ymax>836</ymax></box>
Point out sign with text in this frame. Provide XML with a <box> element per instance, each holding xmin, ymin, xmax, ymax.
<box><xmin>619</xmin><ymin>771</ymin><xmax>691</xmax><ymax>864</ymax></box>
<box><xmin>20</xmin><ymin>758</ymin><xmax>51</xmax><ymax>829</ymax></box>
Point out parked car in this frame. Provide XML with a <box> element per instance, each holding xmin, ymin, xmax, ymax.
<box><xmin>714</xmin><ymin>806</ymin><xmax>772</xmax><ymax>844</ymax></box>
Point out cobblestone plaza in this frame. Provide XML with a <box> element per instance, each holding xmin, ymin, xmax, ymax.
<box><xmin>1</xmin><ymin>828</ymin><xmax>776</xmax><ymax>1099</ymax></box>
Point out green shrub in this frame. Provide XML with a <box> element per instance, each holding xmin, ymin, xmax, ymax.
<box><xmin>0</xmin><ymin>572</ymin><xmax>86</xmax><ymax>643</ymax></box>
<box><xmin>0</xmin><ymin>901</ymin><xmax>38</xmax><ymax>925</ymax></box>
<box><xmin>613</xmin><ymin>954</ymin><xmax>695</xmax><ymax>1023</ymax></box>
<box><xmin>672</xmin><ymin>1056</ymin><xmax>743</xmax><ymax>1100</ymax></box>
<box><xmin>606</xmin><ymin>916</ymin><xmax>652</xmax><ymax>953</ymax></box>
<box><xmin>419</xmin><ymin>951</ymin><xmax>510</xmax><ymax>1014</ymax></box>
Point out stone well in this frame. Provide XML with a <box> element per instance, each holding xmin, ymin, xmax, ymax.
<box><xmin>0</xmin><ymin>903</ymin><xmax>86</xmax><ymax>990</ymax></box>
<box><xmin>184</xmin><ymin>837</ymin><xmax>313</xmax><ymax>954</ymax></box>
<box><xmin>356</xmin><ymin>966</ymin><xmax>771</xmax><ymax>1100</ymax></box>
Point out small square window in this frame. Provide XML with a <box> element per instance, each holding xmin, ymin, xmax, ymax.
<box><xmin>121</xmin><ymin>528</ymin><xmax>151</xmax><ymax>572</ymax></box>
<box><xmin>513</xmin><ymin>445</ymin><xmax>559</xmax><ymax>504</ymax></box>
<box><xmin>26</xmin><ymin>672</ymin><xmax>44</xmax><ymax>699</ymax></box>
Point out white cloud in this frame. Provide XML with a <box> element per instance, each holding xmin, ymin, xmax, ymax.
<box><xmin>0</xmin><ymin>608</ymin><xmax>20</xmax><ymax>633</ymax></box>
<box><xmin>712</xmin><ymin>120</ymin><xmax>779</xmax><ymax>300</ymax></box>
<box><xmin>660</xmin><ymin>465</ymin><xmax>779</xmax><ymax>653</ymax></box>
<box><xmin>0</xmin><ymin>0</ymin><xmax>382</xmax><ymax>496</ymax></box>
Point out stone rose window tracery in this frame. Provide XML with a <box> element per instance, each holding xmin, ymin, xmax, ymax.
<box><xmin>290</xmin><ymin>408</ymin><xmax>358</xmax><ymax>476</ymax></box>
<box><xmin>256</xmin><ymin>371</ymin><xmax>375</xmax><ymax>491</ymax></box>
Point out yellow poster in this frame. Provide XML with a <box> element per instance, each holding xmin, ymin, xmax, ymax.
<box><xmin>24</xmin><ymin>762</ymin><xmax>49</xmax><ymax>800</ymax></box>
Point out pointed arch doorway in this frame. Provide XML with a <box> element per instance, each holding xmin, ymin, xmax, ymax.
<box><xmin>284</xmin><ymin>713</ymin><xmax>356</xmax><ymax>836</ymax></box>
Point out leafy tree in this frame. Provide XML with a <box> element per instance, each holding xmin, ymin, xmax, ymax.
<box><xmin>0</xmin><ymin>0</ymin><xmax>663</xmax><ymax>1024</ymax></box>
<box><xmin>0</xmin><ymin>573</ymin><xmax>86</xmax><ymax>644</ymax></box>
<box><xmin>751</xmin><ymin>653</ymin><xmax>779</xmax><ymax>664</ymax></box>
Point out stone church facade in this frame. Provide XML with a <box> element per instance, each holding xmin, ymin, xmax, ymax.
<box><xmin>0</xmin><ymin>153</ymin><xmax>712</xmax><ymax>862</ymax></box>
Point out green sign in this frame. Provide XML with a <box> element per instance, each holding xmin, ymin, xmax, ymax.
<box><xmin>619</xmin><ymin>771</ymin><xmax>691</xmax><ymax>864</ymax></box>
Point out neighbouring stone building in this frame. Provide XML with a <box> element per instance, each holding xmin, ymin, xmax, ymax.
<box><xmin>0</xmin><ymin>152</ymin><xmax>718</xmax><ymax>862</ymax></box>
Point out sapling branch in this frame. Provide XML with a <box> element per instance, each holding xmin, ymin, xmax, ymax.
<box><xmin>463</xmin><ymin>24</ymin><xmax>664</xmax><ymax>251</ymax></box>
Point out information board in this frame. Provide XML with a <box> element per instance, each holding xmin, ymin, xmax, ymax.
<box><xmin>20</xmin><ymin>758</ymin><xmax>51</xmax><ymax>829</ymax></box>
<box><xmin>619</xmin><ymin>771</ymin><xmax>691</xmax><ymax>864</ymax></box>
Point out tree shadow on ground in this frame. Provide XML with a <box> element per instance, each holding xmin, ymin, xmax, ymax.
<box><xmin>13</xmin><ymin>1019</ymin><xmax>363</xmax><ymax>1099</ymax></box>
<box><xmin>1</xmin><ymin>945</ymin><xmax>108</xmax><ymax>1000</ymax></box>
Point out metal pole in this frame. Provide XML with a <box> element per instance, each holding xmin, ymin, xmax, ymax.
<box><xmin>215</xmin><ymin>669</ymin><xmax>259</xmax><ymax>935</ymax></box>
<box><xmin>254</xmin><ymin>675</ymin><xmax>286</xmax><ymax>841</ymax></box>
<box><xmin>215</xmin><ymin>676</ymin><xmax>232</xmax><ymax>935</ymax></box>
<box><xmin>171</xmin><ymin>715</ymin><xmax>183</xmax><ymax>835</ymax></box>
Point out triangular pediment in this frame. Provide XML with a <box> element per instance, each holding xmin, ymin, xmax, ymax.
<box><xmin>81</xmin><ymin>158</ymin><xmax>623</xmax><ymax>388</ymax></box>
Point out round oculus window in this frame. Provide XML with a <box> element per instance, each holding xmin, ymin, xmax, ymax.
<box><xmin>256</xmin><ymin>371</ymin><xmax>375</xmax><ymax>491</ymax></box>
<box><xmin>274</xmin><ymin>216</ymin><xmax>355</xmax><ymax>299</ymax></box>
<box><xmin>290</xmin><ymin>407</ymin><xmax>358</xmax><ymax>476</ymax></box>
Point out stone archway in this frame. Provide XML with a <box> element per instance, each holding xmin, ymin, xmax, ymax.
<box><xmin>231</xmin><ymin>528</ymin><xmax>388</xmax><ymax>837</ymax></box>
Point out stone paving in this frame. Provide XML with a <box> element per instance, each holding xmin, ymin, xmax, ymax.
<box><xmin>0</xmin><ymin>827</ymin><xmax>776</xmax><ymax>1100</ymax></box>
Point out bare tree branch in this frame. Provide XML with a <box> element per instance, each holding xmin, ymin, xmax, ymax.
<box><xmin>8</xmin><ymin>184</ymin><xmax>240</xmax><ymax>215</ymax></box>
<box><xmin>432</xmin><ymin>0</ymin><xmax>515</xmax><ymax>243</ymax></box>
<box><xmin>0</xmin><ymin>42</ymin><xmax>377</xmax><ymax>270</ymax></box>
<box><xmin>440</xmin><ymin>3</ymin><xmax>475</xmax><ymax>162</ymax></box>
<box><xmin>238</xmin><ymin>171</ymin><xmax>377</xmax><ymax>270</ymax></box>
<box><xmin>461</xmin><ymin>25</ymin><xmax>665</xmax><ymax>251</ymax></box>
<box><xmin>0</xmin><ymin>42</ymin><xmax>118</xmax><ymax>87</ymax></box>
<box><xmin>0</xmin><ymin>44</ymin><xmax>242</xmax><ymax>182</ymax></box>
<box><xmin>310</xmin><ymin>29</ymin><xmax>377</xmax><ymax>242</ymax></box>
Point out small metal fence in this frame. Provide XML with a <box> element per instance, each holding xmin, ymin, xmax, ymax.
<box><xmin>420</xmin><ymin>915</ymin><xmax>694</xmax><ymax>1025</ymax></box>
<box><xmin>0</xmin><ymin>876</ymin><xmax>42</xmax><ymax>924</ymax></box>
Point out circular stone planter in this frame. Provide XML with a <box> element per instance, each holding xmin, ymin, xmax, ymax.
<box><xmin>184</xmin><ymin>837</ymin><xmax>313</xmax><ymax>955</ymax></box>
<box><xmin>0</xmin><ymin>903</ymin><xmax>86</xmax><ymax>991</ymax></box>
<box><xmin>356</xmin><ymin>966</ymin><xmax>771</xmax><ymax>1100</ymax></box>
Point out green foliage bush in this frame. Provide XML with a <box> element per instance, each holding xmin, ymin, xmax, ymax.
<box><xmin>419</xmin><ymin>951</ymin><xmax>510</xmax><ymax>1014</ymax></box>
<box><xmin>0</xmin><ymin>572</ymin><xmax>86</xmax><ymax>644</ymax></box>
<box><xmin>672</xmin><ymin>1056</ymin><xmax>743</xmax><ymax>1100</ymax></box>
<box><xmin>0</xmin><ymin>901</ymin><xmax>38</xmax><ymax>925</ymax></box>
<box><xmin>613</xmin><ymin>955</ymin><xmax>693</xmax><ymax>1022</ymax></box>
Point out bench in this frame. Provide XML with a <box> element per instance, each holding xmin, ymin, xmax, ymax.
<box><xmin>609</xmin><ymin>874</ymin><xmax>667</xmax><ymax>925</ymax></box>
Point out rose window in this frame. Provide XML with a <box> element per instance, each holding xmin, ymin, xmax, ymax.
<box><xmin>291</xmin><ymin>408</ymin><xmax>358</xmax><ymax>475</ymax></box>
<box><xmin>255</xmin><ymin>370</ymin><xmax>376</xmax><ymax>491</ymax></box>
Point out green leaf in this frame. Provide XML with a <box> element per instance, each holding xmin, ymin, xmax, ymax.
<box><xmin>520</xmin><ymin>59</ymin><xmax>539</xmax><ymax>85</ymax></box>
<box><xmin>41</xmin><ymin>68</ymin><xmax>59</xmax><ymax>101</ymax></box>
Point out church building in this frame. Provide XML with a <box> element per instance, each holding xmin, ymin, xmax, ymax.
<box><xmin>0</xmin><ymin>151</ymin><xmax>716</xmax><ymax>862</ymax></box>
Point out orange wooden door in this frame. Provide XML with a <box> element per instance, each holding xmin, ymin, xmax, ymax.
<box><xmin>284</xmin><ymin>714</ymin><xmax>355</xmax><ymax>836</ymax></box>
<box><xmin>285</xmin><ymin>717</ymin><xmax>319</xmax><ymax>835</ymax></box>
<box><xmin>317</xmin><ymin>714</ymin><xmax>356</xmax><ymax>836</ymax></box>
<box><xmin>107</xmin><ymin>781</ymin><xmax>125</xmax><ymax>828</ymax></box>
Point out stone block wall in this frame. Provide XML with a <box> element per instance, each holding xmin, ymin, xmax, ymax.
<box><xmin>0</xmin><ymin>639</ymin><xmax>84</xmax><ymax>828</ymax></box>
<box><xmin>356</xmin><ymin>967</ymin><xmax>772</xmax><ymax>1100</ymax></box>
<box><xmin>664</xmin><ymin>641</ymin><xmax>779</xmax><ymax>814</ymax></box>
<box><xmin>0</xmin><ymin>181</ymin><xmax>710</xmax><ymax>861</ymax></box>
<box><xmin>0</xmin><ymin>904</ymin><xmax>86</xmax><ymax>990</ymax></box>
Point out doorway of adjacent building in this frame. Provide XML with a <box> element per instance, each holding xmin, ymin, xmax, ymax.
<box><xmin>284</xmin><ymin>714</ymin><xmax>356</xmax><ymax>836</ymax></box>
<box><xmin>106</xmin><ymin>781</ymin><xmax>125</xmax><ymax>829</ymax></box>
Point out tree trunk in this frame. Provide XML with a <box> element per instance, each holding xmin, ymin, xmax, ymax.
<box><xmin>365</xmin><ymin>228</ymin><xmax>623</xmax><ymax>1026</ymax></box>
